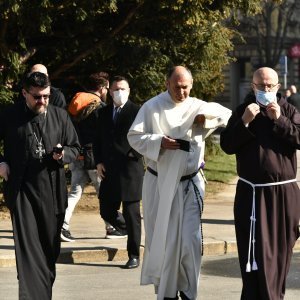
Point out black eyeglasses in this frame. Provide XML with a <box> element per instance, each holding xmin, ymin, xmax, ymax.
<box><xmin>252</xmin><ymin>83</ymin><xmax>279</xmax><ymax>91</ymax></box>
<box><xmin>27</xmin><ymin>92</ymin><xmax>50</xmax><ymax>101</ymax></box>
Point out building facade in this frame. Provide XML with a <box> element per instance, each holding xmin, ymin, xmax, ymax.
<box><xmin>215</xmin><ymin>1</ymin><xmax>300</xmax><ymax>109</ymax></box>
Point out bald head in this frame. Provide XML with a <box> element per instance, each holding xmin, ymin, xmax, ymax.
<box><xmin>290</xmin><ymin>85</ymin><xmax>297</xmax><ymax>94</ymax></box>
<box><xmin>167</xmin><ymin>66</ymin><xmax>193</xmax><ymax>81</ymax></box>
<box><xmin>252</xmin><ymin>67</ymin><xmax>280</xmax><ymax>92</ymax></box>
<box><xmin>30</xmin><ymin>64</ymin><xmax>48</xmax><ymax>75</ymax></box>
<box><xmin>166</xmin><ymin>66</ymin><xmax>193</xmax><ymax>103</ymax></box>
<box><xmin>253</xmin><ymin>67</ymin><xmax>278</xmax><ymax>82</ymax></box>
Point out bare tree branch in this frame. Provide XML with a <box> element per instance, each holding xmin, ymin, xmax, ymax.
<box><xmin>244</xmin><ymin>0</ymin><xmax>299</xmax><ymax>67</ymax></box>
<box><xmin>51</xmin><ymin>2</ymin><xmax>144</xmax><ymax>79</ymax></box>
<box><xmin>20</xmin><ymin>48</ymin><xmax>37</xmax><ymax>64</ymax></box>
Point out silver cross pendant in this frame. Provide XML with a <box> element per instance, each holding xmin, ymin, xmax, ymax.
<box><xmin>35</xmin><ymin>143</ymin><xmax>46</xmax><ymax>162</ymax></box>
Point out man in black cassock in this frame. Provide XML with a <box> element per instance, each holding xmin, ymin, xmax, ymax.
<box><xmin>0</xmin><ymin>72</ymin><xmax>80</xmax><ymax>299</ymax></box>
<box><xmin>220</xmin><ymin>67</ymin><xmax>300</xmax><ymax>299</ymax></box>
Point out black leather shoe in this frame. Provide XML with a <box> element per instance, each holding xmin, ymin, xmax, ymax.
<box><xmin>179</xmin><ymin>291</ymin><xmax>190</xmax><ymax>300</ymax></box>
<box><xmin>164</xmin><ymin>294</ymin><xmax>179</xmax><ymax>300</ymax></box>
<box><xmin>124</xmin><ymin>258</ymin><xmax>139</xmax><ymax>269</ymax></box>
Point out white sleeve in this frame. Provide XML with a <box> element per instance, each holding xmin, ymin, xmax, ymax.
<box><xmin>202</xmin><ymin>102</ymin><xmax>232</xmax><ymax>129</ymax></box>
<box><xmin>127</xmin><ymin>104</ymin><xmax>163</xmax><ymax>162</ymax></box>
<box><xmin>194</xmin><ymin>102</ymin><xmax>232</xmax><ymax>140</ymax></box>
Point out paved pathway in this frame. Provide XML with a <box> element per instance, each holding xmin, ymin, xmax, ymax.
<box><xmin>1</xmin><ymin>152</ymin><xmax>300</xmax><ymax>267</ymax></box>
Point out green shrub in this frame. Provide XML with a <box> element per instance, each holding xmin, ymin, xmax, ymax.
<box><xmin>204</xmin><ymin>137</ymin><xmax>236</xmax><ymax>183</ymax></box>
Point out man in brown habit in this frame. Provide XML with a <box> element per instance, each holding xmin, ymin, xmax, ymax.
<box><xmin>0</xmin><ymin>72</ymin><xmax>80</xmax><ymax>299</ymax></box>
<box><xmin>220</xmin><ymin>67</ymin><xmax>300</xmax><ymax>299</ymax></box>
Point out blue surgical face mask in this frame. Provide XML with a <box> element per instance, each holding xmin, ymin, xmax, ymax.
<box><xmin>255</xmin><ymin>90</ymin><xmax>277</xmax><ymax>107</ymax></box>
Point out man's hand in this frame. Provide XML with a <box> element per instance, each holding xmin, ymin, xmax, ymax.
<box><xmin>242</xmin><ymin>103</ymin><xmax>260</xmax><ymax>125</ymax></box>
<box><xmin>194</xmin><ymin>114</ymin><xmax>205</xmax><ymax>125</ymax></box>
<box><xmin>0</xmin><ymin>162</ymin><xmax>10</xmax><ymax>181</ymax></box>
<box><xmin>97</xmin><ymin>163</ymin><xmax>106</xmax><ymax>179</ymax></box>
<box><xmin>266</xmin><ymin>102</ymin><xmax>281</xmax><ymax>120</ymax></box>
<box><xmin>52</xmin><ymin>143</ymin><xmax>64</xmax><ymax>161</ymax></box>
<box><xmin>161</xmin><ymin>136</ymin><xmax>180</xmax><ymax>150</ymax></box>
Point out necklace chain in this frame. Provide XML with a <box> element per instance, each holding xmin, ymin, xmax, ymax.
<box><xmin>33</xmin><ymin>132</ymin><xmax>45</xmax><ymax>161</ymax></box>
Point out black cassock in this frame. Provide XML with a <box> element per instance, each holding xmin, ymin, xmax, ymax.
<box><xmin>0</xmin><ymin>102</ymin><xmax>80</xmax><ymax>299</ymax></box>
<box><xmin>220</xmin><ymin>95</ymin><xmax>300</xmax><ymax>300</ymax></box>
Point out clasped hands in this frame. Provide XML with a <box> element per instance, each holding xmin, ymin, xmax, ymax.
<box><xmin>242</xmin><ymin>102</ymin><xmax>281</xmax><ymax>125</ymax></box>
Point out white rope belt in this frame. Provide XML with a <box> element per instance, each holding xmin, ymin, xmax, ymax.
<box><xmin>239</xmin><ymin>177</ymin><xmax>297</xmax><ymax>273</ymax></box>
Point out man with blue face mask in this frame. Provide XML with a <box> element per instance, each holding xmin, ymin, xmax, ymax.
<box><xmin>242</xmin><ymin>67</ymin><xmax>281</xmax><ymax>123</ymax></box>
<box><xmin>93</xmin><ymin>76</ymin><xmax>144</xmax><ymax>269</ymax></box>
<box><xmin>220</xmin><ymin>67</ymin><xmax>300</xmax><ymax>299</ymax></box>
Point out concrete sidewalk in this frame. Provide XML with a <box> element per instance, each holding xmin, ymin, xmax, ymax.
<box><xmin>0</xmin><ymin>178</ymin><xmax>237</xmax><ymax>267</ymax></box>
<box><xmin>1</xmin><ymin>174</ymin><xmax>299</xmax><ymax>268</ymax></box>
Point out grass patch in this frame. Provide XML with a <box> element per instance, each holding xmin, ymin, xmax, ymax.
<box><xmin>205</xmin><ymin>150</ymin><xmax>236</xmax><ymax>183</ymax></box>
<box><xmin>203</xmin><ymin>142</ymin><xmax>237</xmax><ymax>196</ymax></box>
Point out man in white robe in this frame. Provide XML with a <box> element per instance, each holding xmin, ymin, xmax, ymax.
<box><xmin>127</xmin><ymin>66</ymin><xmax>231</xmax><ymax>300</ymax></box>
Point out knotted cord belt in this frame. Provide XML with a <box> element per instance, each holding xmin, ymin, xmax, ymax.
<box><xmin>239</xmin><ymin>177</ymin><xmax>297</xmax><ymax>273</ymax></box>
<box><xmin>185</xmin><ymin>179</ymin><xmax>204</xmax><ymax>255</ymax></box>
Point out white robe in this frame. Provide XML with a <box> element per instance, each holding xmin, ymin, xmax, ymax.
<box><xmin>127</xmin><ymin>91</ymin><xmax>231</xmax><ymax>300</ymax></box>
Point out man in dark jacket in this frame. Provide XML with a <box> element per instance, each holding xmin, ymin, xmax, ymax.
<box><xmin>0</xmin><ymin>72</ymin><xmax>80</xmax><ymax>299</ymax></box>
<box><xmin>93</xmin><ymin>76</ymin><xmax>144</xmax><ymax>269</ymax></box>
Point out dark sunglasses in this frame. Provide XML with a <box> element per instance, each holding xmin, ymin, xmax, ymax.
<box><xmin>27</xmin><ymin>92</ymin><xmax>50</xmax><ymax>100</ymax></box>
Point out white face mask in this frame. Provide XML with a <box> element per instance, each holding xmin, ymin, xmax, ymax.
<box><xmin>255</xmin><ymin>90</ymin><xmax>277</xmax><ymax>107</ymax></box>
<box><xmin>113</xmin><ymin>90</ymin><xmax>129</xmax><ymax>106</ymax></box>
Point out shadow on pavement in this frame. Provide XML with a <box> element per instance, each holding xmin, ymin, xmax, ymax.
<box><xmin>286</xmin><ymin>252</ymin><xmax>300</xmax><ymax>290</ymax></box>
<box><xmin>58</xmin><ymin>262</ymin><xmax>126</xmax><ymax>268</ymax></box>
<box><xmin>202</xmin><ymin>255</ymin><xmax>241</xmax><ymax>278</ymax></box>
<box><xmin>202</xmin><ymin>252</ymin><xmax>300</xmax><ymax>290</ymax></box>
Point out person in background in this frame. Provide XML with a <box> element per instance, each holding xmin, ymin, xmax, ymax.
<box><xmin>284</xmin><ymin>88</ymin><xmax>291</xmax><ymax>98</ymax></box>
<box><xmin>220</xmin><ymin>67</ymin><xmax>300</xmax><ymax>299</ymax></box>
<box><xmin>93</xmin><ymin>76</ymin><xmax>144</xmax><ymax>269</ymax></box>
<box><xmin>127</xmin><ymin>66</ymin><xmax>231</xmax><ymax>299</ymax></box>
<box><xmin>60</xmin><ymin>72</ymin><xmax>120</xmax><ymax>241</ymax></box>
<box><xmin>0</xmin><ymin>72</ymin><xmax>80</xmax><ymax>299</ymax></box>
<box><xmin>287</xmin><ymin>84</ymin><xmax>300</xmax><ymax>111</ymax></box>
<box><xmin>30</xmin><ymin>64</ymin><xmax>67</xmax><ymax>108</ymax></box>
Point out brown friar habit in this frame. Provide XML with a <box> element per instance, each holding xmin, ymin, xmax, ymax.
<box><xmin>0</xmin><ymin>101</ymin><xmax>80</xmax><ymax>300</ymax></box>
<box><xmin>220</xmin><ymin>94</ymin><xmax>300</xmax><ymax>300</ymax></box>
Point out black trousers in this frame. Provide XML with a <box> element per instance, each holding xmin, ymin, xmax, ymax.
<box><xmin>100</xmin><ymin>198</ymin><xmax>141</xmax><ymax>259</ymax></box>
